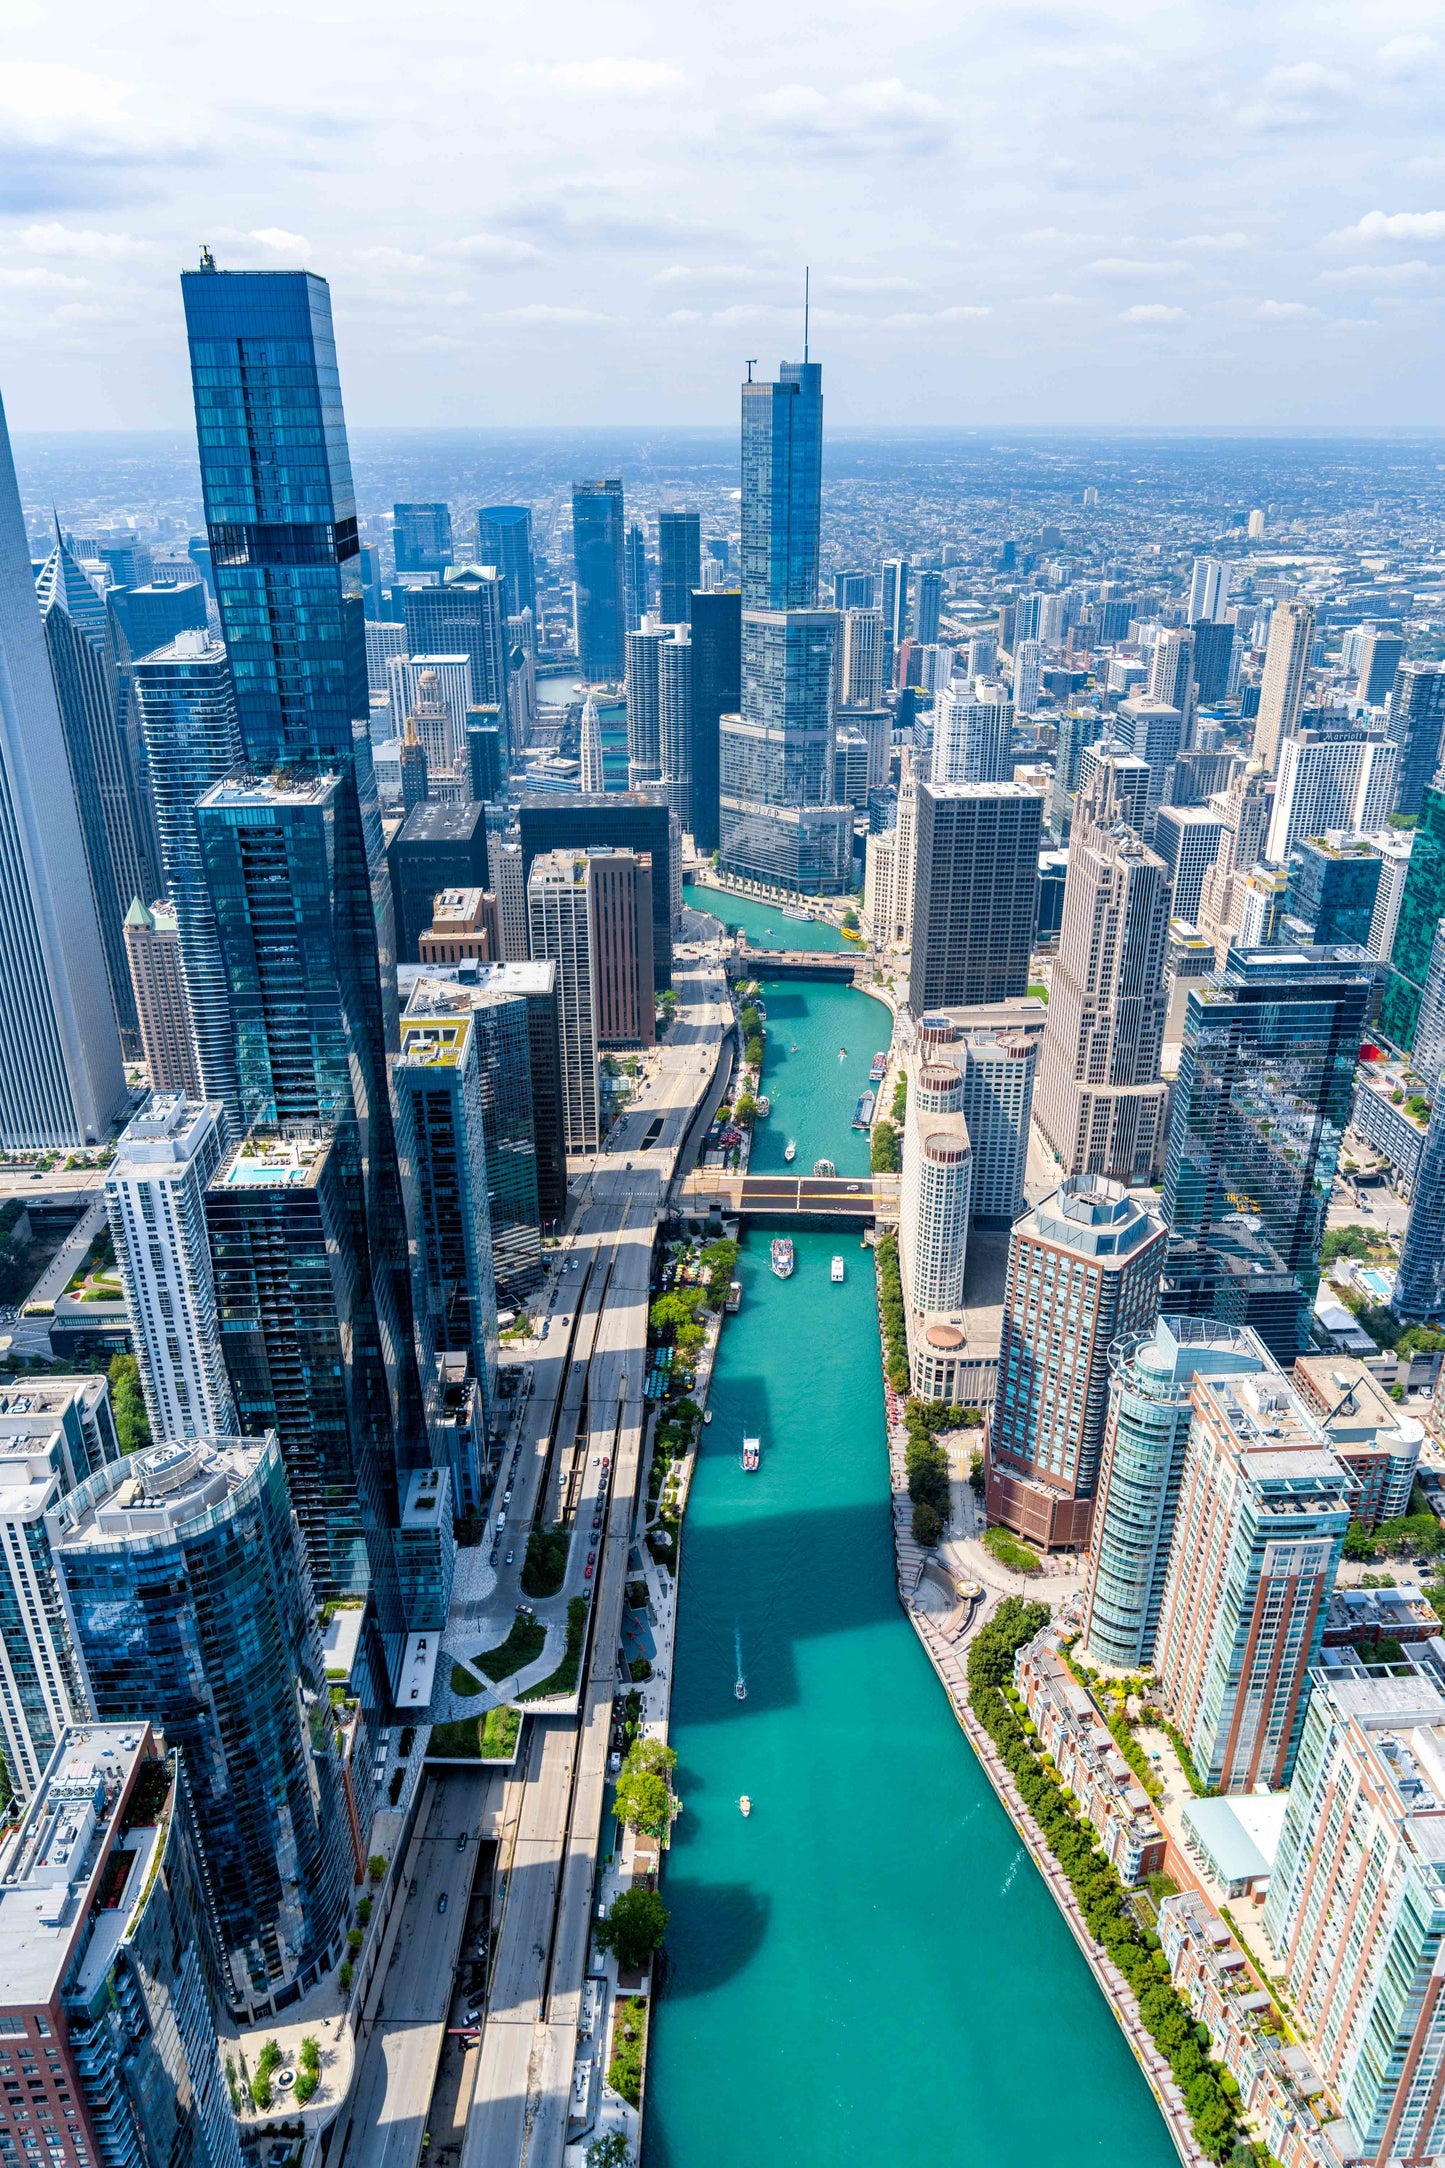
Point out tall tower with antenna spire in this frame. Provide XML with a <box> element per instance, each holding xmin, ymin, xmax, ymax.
<box><xmin>717</xmin><ymin>334</ymin><xmax>852</xmax><ymax>892</ymax></box>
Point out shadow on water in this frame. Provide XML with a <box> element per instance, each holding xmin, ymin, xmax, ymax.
<box><xmin>650</xmin><ymin>1878</ymin><xmax>770</xmax><ymax>2000</ymax></box>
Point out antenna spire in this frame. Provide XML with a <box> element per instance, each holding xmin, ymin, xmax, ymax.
<box><xmin>804</xmin><ymin>266</ymin><xmax>810</xmax><ymax>361</ymax></box>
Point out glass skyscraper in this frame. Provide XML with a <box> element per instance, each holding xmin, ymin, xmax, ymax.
<box><xmin>572</xmin><ymin>479</ymin><xmax>627</xmax><ymax>682</ymax></box>
<box><xmin>657</xmin><ymin>508</ymin><xmax>701</xmax><ymax>625</ymax></box>
<box><xmin>52</xmin><ymin>1435</ymin><xmax>349</xmax><ymax>2018</ymax></box>
<box><xmin>181</xmin><ymin>265</ymin><xmax>434</xmax><ymax>1686</ymax></box>
<box><xmin>719</xmin><ymin>359</ymin><xmax>852</xmax><ymax>892</ymax></box>
<box><xmin>1380</xmin><ymin>783</ymin><xmax>1445</xmax><ymax>1050</ymax></box>
<box><xmin>477</xmin><ymin>505</ymin><xmax>536</xmax><ymax>620</ymax></box>
<box><xmin>1162</xmin><ymin>946</ymin><xmax>1372</xmax><ymax>1361</ymax></box>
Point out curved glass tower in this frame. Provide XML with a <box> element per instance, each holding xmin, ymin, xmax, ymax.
<box><xmin>1081</xmin><ymin>1317</ymin><xmax>1268</xmax><ymax>1670</ymax></box>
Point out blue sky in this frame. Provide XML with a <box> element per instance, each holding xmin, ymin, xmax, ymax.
<box><xmin>2</xmin><ymin>0</ymin><xmax>1445</xmax><ymax>428</ymax></box>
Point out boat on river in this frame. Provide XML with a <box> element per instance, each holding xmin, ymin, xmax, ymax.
<box><xmin>739</xmin><ymin>1795</ymin><xmax>752</xmax><ymax>1815</ymax></box>
<box><xmin>756</xmin><ymin>1095</ymin><xmax>771</xmax><ymax>1117</ymax></box>
<box><xmin>784</xmin><ymin>1139</ymin><xmax>796</xmax><ymax>1163</ymax></box>
<box><xmin>769</xmin><ymin>1238</ymin><xmax>794</xmax><ymax>1279</ymax></box>
<box><xmin>837</xmin><ymin>1047</ymin><xmax>848</xmax><ymax>1061</ymax></box>
<box><xmin>742</xmin><ymin>1435</ymin><xmax>761</xmax><ymax>1472</ymax></box>
<box><xmin>869</xmin><ymin>1052</ymin><xmax>888</xmax><ymax>1082</ymax></box>
<box><xmin>813</xmin><ymin>1158</ymin><xmax>836</xmax><ymax>1178</ymax></box>
<box><xmin>831</xmin><ymin>1256</ymin><xmax>845</xmax><ymax>1283</ymax></box>
<box><xmin>852</xmin><ymin>1091</ymin><xmax>875</xmax><ymax>1130</ymax></box>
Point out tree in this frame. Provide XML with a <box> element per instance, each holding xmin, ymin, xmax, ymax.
<box><xmin>912</xmin><ymin>1500</ymin><xmax>942</xmax><ymax>1546</ymax></box>
<box><xmin>744</xmin><ymin>1034</ymin><xmax>765</xmax><ymax>1070</ymax></box>
<box><xmin>870</xmin><ymin>1120</ymin><xmax>901</xmax><ymax>1174</ymax></box>
<box><xmin>586</xmin><ymin>2136</ymin><xmax>632</xmax><ymax>2168</ymax></box>
<box><xmin>841</xmin><ymin>908</ymin><xmax>860</xmax><ymax>931</ymax></box>
<box><xmin>734</xmin><ymin>1092</ymin><xmax>758</xmax><ymax>1128</ymax></box>
<box><xmin>650</xmin><ymin>1290</ymin><xmax>701</xmax><ymax>1337</ymax></box>
<box><xmin>109</xmin><ymin>1353</ymin><xmax>151</xmax><ymax>1454</ymax></box>
<box><xmin>594</xmin><ymin>1885</ymin><xmax>669</xmax><ymax>1972</ymax></box>
<box><xmin>613</xmin><ymin>1768</ymin><xmax>673</xmax><ymax>1837</ymax></box>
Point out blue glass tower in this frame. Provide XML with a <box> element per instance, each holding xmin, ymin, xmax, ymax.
<box><xmin>1162</xmin><ymin>946</ymin><xmax>1372</xmax><ymax>1361</ymax></box>
<box><xmin>719</xmin><ymin>357</ymin><xmax>851</xmax><ymax>893</ymax></box>
<box><xmin>181</xmin><ymin>264</ymin><xmax>432</xmax><ymax>1683</ymax></box>
<box><xmin>571</xmin><ymin>479</ymin><xmax>626</xmax><ymax>682</ymax></box>
<box><xmin>478</xmin><ymin>505</ymin><xmax>536</xmax><ymax>620</ymax></box>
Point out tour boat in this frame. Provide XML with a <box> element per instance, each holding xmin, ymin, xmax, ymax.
<box><xmin>831</xmin><ymin>1256</ymin><xmax>845</xmax><ymax>1283</ymax></box>
<box><xmin>790</xmin><ymin>1043</ymin><xmax>799</xmax><ymax>1053</ymax></box>
<box><xmin>837</xmin><ymin>1047</ymin><xmax>848</xmax><ymax>1062</ymax></box>
<box><xmin>852</xmin><ymin>1091</ymin><xmax>876</xmax><ymax>1130</ymax></box>
<box><xmin>742</xmin><ymin>1436</ymin><xmax>761</xmax><ymax>1472</ymax></box>
<box><xmin>784</xmin><ymin>1139</ymin><xmax>797</xmax><ymax>1163</ymax></box>
<box><xmin>756</xmin><ymin>1095</ymin><xmax>771</xmax><ymax>1117</ymax></box>
<box><xmin>813</xmin><ymin>1158</ymin><xmax>836</xmax><ymax>1178</ymax></box>
<box><xmin>869</xmin><ymin>1052</ymin><xmax>888</xmax><ymax>1082</ymax></box>
<box><xmin>739</xmin><ymin>1795</ymin><xmax>752</xmax><ymax>1816</ymax></box>
<box><xmin>769</xmin><ymin>1238</ymin><xmax>794</xmax><ymax>1279</ymax></box>
<box><xmin>704</xmin><ymin>1409</ymin><xmax>714</xmax><ymax>1424</ymax></box>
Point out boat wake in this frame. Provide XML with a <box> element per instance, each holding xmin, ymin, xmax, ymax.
<box><xmin>734</xmin><ymin>1620</ymin><xmax>747</xmax><ymax>1701</ymax></box>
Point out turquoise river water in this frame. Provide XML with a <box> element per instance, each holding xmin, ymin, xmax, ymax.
<box><xmin>644</xmin><ymin>890</ymin><xmax>1177</xmax><ymax>2167</ymax></box>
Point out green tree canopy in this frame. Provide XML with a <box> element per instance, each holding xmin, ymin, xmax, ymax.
<box><xmin>594</xmin><ymin>1885</ymin><xmax>669</xmax><ymax>1972</ymax></box>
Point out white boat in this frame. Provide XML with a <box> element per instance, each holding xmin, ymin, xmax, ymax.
<box><xmin>769</xmin><ymin>1238</ymin><xmax>794</xmax><ymax>1279</ymax></box>
<box><xmin>784</xmin><ymin>1139</ymin><xmax>797</xmax><ymax>1163</ymax></box>
<box><xmin>813</xmin><ymin>1158</ymin><xmax>836</xmax><ymax>1178</ymax></box>
<box><xmin>703</xmin><ymin>1409</ymin><xmax>714</xmax><ymax>1424</ymax></box>
<box><xmin>742</xmin><ymin>1436</ymin><xmax>761</xmax><ymax>1471</ymax></box>
<box><xmin>756</xmin><ymin>1095</ymin><xmax>771</xmax><ymax>1117</ymax></box>
<box><xmin>739</xmin><ymin>1795</ymin><xmax>752</xmax><ymax>1816</ymax></box>
<box><xmin>831</xmin><ymin>1256</ymin><xmax>845</xmax><ymax>1283</ymax></box>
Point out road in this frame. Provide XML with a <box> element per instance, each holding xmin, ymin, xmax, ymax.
<box><xmin>344</xmin><ymin>1771</ymin><xmax>494</xmax><ymax>2168</ymax></box>
<box><xmin>677</xmin><ymin>1170</ymin><xmax>886</xmax><ymax>1216</ymax></box>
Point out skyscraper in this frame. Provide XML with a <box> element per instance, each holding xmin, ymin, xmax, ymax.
<box><xmin>387</xmin><ymin>800</ymin><xmax>490</xmax><ymax>963</ymax></box>
<box><xmin>1281</xmin><ymin>836</ymin><xmax>1383</xmax><ymax>949</ymax></box>
<box><xmin>987</xmin><ymin>1177</ymin><xmax>1167</xmax><ymax>1552</ymax></box>
<box><xmin>1033</xmin><ymin>780</ymin><xmax>1171</xmax><ymax>1187</ymax></box>
<box><xmin>658</xmin><ymin>630</ymin><xmax>692</xmax><ymax>831</ymax></box>
<box><xmin>106</xmin><ymin>1095</ymin><xmax>236</xmax><ymax>1447</ymax></box>
<box><xmin>624</xmin><ymin>519</ymin><xmax>648</xmax><ymax>631</ymax></box>
<box><xmin>587</xmin><ymin>850</ymin><xmax>656</xmax><ymax>1046</ymax></box>
<box><xmin>657</xmin><ymin>508</ymin><xmax>701</xmax><ymax>624</ymax></box>
<box><xmin>1162</xmin><ymin>946</ymin><xmax>1372</xmax><ymax>1360</ymax></box>
<box><xmin>404</xmin><ymin>573</ymin><xmax>509</xmax><ymax>753</ymax></box>
<box><xmin>36</xmin><ymin>538</ymin><xmax>145</xmax><ymax>1048</ymax></box>
<box><xmin>0</xmin><ymin>1724</ymin><xmax>242</xmax><ymax>2168</ymax></box>
<box><xmin>132</xmin><ymin>630</ymin><xmax>243</xmax><ymax>1123</ymax></box>
<box><xmin>1251</xmin><ymin>600</ymin><xmax>1315</xmax><ymax>772</ymax></box>
<box><xmin>1264</xmin><ymin>726</ymin><xmax>1397</xmax><ymax>865</ymax></box>
<box><xmin>1380</xmin><ymin>785</ymin><xmax>1445</xmax><ymax>1047</ymax></box>
<box><xmin>1393</xmin><ymin>1093</ymin><xmax>1445</xmax><ymax>1320</ymax></box>
<box><xmin>1013</xmin><ymin>638</ymin><xmax>1044</xmax><ymax>719</ymax></box>
<box><xmin>52</xmin><ymin>1434</ymin><xmax>350</xmax><ymax>2017</ymax></box>
<box><xmin>689</xmin><ymin>589</ymin><xmax>740</xmax><ymax>851</ymax></box>
<box><xmin>1186</xmin><ymin>557</ymin><xmax>1226</xmax><ymax>624</ymax></box>
<box><xmin>0</xmin><ymin>1421</ymin><xmax>96</xmax><ymax>1801</ymax></box>
<box><xmin>838</xmin><ymin>607</ymin><xmax>884</xmax><ymax>709</ymax></box>
<box><xmin>1152</xmin><ymin>805</ymin><xmax>1226</xmax><ymax>926</ymax></box>
<box><xmin>929</xmin><ymin>680</ymin><xmax>1014</xmax><ymax>786</ymax></box>
<box><xmin>478</xmin><ymin>504</ymin><xmax>537</xmax><ymax>620</ymax></box>
<box><xmin>1355</xmin><ymin>625</ymin><xmax>1404</xmax><ymax>708</ymax></box>
<box><xmin>204</xmin><ymin>1126</ymin><xmax>382</xmax><ymax>1594</ymax></box>
<box><xmin>1190</xmin><ymin>619</ymin><xmax>1235</xmax><ymax>705</ymax></box>
<box><xmin>572</xmin><ymin>479</ymin><xmax>627</xmax><ymax>681</ymax></box>
<box><xmin>0</xmin><ymin>394</ymin><xmax>126</xmax><ymax>1148</ymax></box>
<box><xmin>182</xmin><ymin>264</ymin><xmax>428</xmax><ymax>1681</ymax></box>
<box><xmin>880</xmin><ymin>558</ymin><xmax>909</xmax><ymax>683</ymax></box>
<box><xmin>393</xmin><ymin>501</ymin><xmax>453</xmax><ymax>576</ymax></box>
<box><xmin>527</xmin><ymin>853</ymin><xmax>601</xmax><ymax>1149</ymax></box>
<box><xmin>124</xmin><ymin>897</ymin><xmax>202</xmax><ymax>1097</ymax></box>
<box><xmin>718</xmin><ymin>357</ymin><xmax>852</xmax><ymax>892</ymax></box>
<box><xmin>625</xmin><ymin>624</ymin><xmax>666</xmax><ymax>785</ymax></box>
<box><xmin>897</xmin><ymin>1053</ymin><xmax>972</xmax><ymax>1318</ymax></box>
<box><xmin>1115</xmin><ymin>693</ymin><xmax>1184</xmax><ymax>822</ymax></box>
<box><xmin>913</xmin><ymin>568</ymin><xmax>943</xmax><ymax>647</ymax></box>
<box><xmin>1153</xmin><ymin>1363</ymin><xmax>1352</xmax><ymax>1790</ymax></box>
<box><xmin>1262</xmin><ymin>1666</ymin><xmax>1445</xmax><ymax>2163</ymax></box>
<box><xmin>1146</xmin><ymin>628</ymin><xmax>1196</xmax><ymax>746</ymax></box>
<box><xmin>907</xmin><ymin>781</ymin><xmax>1042</xmax><ymax>1012</ymax></box>
<box><xmin>1081</xmin><ymin>1318</ymin><xmax>1270</xmax><ymax>1671</ymax></box>
<box><xmin>518</xmin><ymin>796</ymin><xmax>678</xmax><ymax>987</ymax></box>
<box><xmin>1385</xmin><ymin>658</ymin><xmax>1445</xmax><ymax>819</ymax></box>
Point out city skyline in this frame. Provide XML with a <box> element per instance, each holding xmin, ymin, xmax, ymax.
<box><xmin>5</xmin><ymin>3</ymin><xmax>1445</xmax><ymax>430</ymax></box>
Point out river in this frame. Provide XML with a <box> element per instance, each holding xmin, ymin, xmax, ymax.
<box><xmin>643</xmin><ymin>891</ymin><xmax>1179</xmax><ymax>2168</ymax></box>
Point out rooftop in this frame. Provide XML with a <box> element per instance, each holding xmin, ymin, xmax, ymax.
<box><xmin>0</xmin><ymin>1725</ymin><xmax>152</xmax><ymax>2009</ymax></box>
<box><xmin>51</xmin><ymin>1436</ymin><xmax>271</xmax><ymax>1551</ymax></box>
<box><xmin>216</xmin><ymin>1132</ymin><xmax>330</xmax><ymax>1190</ymax></box>
<box><xmin>198</xmin><ymin>771</ymin><xmax>339</xmax><ymax>810</ymax></box>
<box><xmin>110</xmin><ymin>1092</ymin><xmax>219</xmax><ymax>1171</ymax></box>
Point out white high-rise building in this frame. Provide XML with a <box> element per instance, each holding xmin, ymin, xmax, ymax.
<box><xmin>0</xmin><ymin>392</ymin><xmax>125</xmax><ymax>1147</ymax></box>
<box><xmin>917</xmin><ymin>644</ymin><xmax>956</xmax><ymax>695</ymax></box>
<box><xmin>1252</xmin><ymin>600</ymin><xmax>1316</xmax><ymax>772</ymax></box>
<box><xmin>579</xmin><ymin>691</ymin><xmax>606</xmax><ymax>794</ymax></box>
<box><xmin>492</xmin><ymin>840</ymin><xmax>530</xmax><ymax>961</ymax></box>
<box><xmin>838</xmin><ymin>608</ymin><xmax>884</xmax><ymax>709</ymax></box>
<box><xmin>526</xmin><ymin>853</ymin><xmax>600</xmax><ymax>1149</ymax></box>
<box><xmin>388</xmin><ymin>651</ymin><xmax>473</xmax><ymax>747</ymax></box>
<box><xmin>1264</xmin><ymin>730</ymin><xmax>1399</xmax><ymax>866</ymax></box>
<box><xmin>1364</xmin><ymin>826</ymin><xmax>1414</xmax><ymax>960</ymax></box>
<box><xmin>930</xmin><ymin>680</ymin><xmax>1014</xmax><ymax>787</ymax></box>
<box><xmin>1147</xmin><ymin>627</ymin><xmax>1197</xmax><ymax>746</ymax></box>
<box><xmin>861</xmin><ymin>752</ymin><xmax>918</xmax><ymax>951</ymax></box>
<box><xmin>365</xmin><ymin>618</ymin><xmax>407</xmax><ymax>695</ymax></box>
<box><xmin>1013</xmin><ymin>639</ymin><xmax>1044</xmax><ymax>718</ymax></box>
<box><xmin>1186</xmin><ymin>558</ymin><xmax>1226</xmax><ymax>624</ymax></box>
<box><xmin>899</xmin><ymin>1053</ymin><xmax>972</xmax><ymax>1317</ymax></box>
<box><xmin>105</xmin><ymin>1094</ymin><xmax>236</xmax><ymax>1447</ymax></box>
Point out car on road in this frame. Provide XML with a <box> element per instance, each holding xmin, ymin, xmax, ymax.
<box><xmin>505</xmin><ymin>1549</ymin><xmax>514</xmax><ymax>1565</ymax></box>
<box><xmin>495</xmin><ymin>1511</ymin><xmax>506</xmax><ymax>1529</ymax></box>
<box><xmin>456</xmin><ymin>1831</ymin><xmax>468</xmax><ymax>1851</ymax></box>
<box><xmin>585</xmin><ymin>1561</ymin><xmax>594</xmax><ymax>1579</ymax></box>
<box><xmin>587</xmin><ymin>1550</ymin><xmax>597</xmax><ymax>1566</ymax></box>
<box><xmin>437</xmin><ymin>1893</ymin><xmax>448</xmax><ymax>1914</ymax></box>
<box><xmin>846</xmin><ymin>1183</ymin><xmax>860</xmax><ymax>1191</ymax></box>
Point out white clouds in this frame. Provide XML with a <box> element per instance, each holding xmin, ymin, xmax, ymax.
<box><xmin>507</xmin><ymin>58</ymin><xmax>685</xmax><ymax>98</ymax></box>
<box><xmin>1321</xmin><ymin>260</ymin><xmax>1442</xmax><ymax>287</ymax></box>
<box><xmin>1377</xmin><ymin>35</ymin><xmax>1442</xmax><ymax>80</ymax></box>
<box><xmin>444</xmin><ymin>235</ymin><xmax>543</xmax><ymax>266</ymax></box>
<box><xmin>1253</xmin><ymin>299</ymin><xmax>1317</xmax><ymax>319</ymax></box>
<box><xmin>1084</xmin><ymin>257</ymin><xmax>1186</xmax><ymax>281</ymax></box>
<box><xmin>0</xmin><ymin>266</ymin><xmax>91</xmax><ymax>292</ymax></box>
<box><xmin>1121</xmin><ymin>303</ymin><xmax>1186</xmax><ymax>323</ymax></box>
<box><xmin>1237</xmin><ymin>61</ymin><xmax>1351</xmax><ymax>132</ymax></box>
<box><xmin>1326</xmin><ymin>209</ymin><xmax>1445</xmax><ymax>246</ymax></box>
<box><xmin>1176</xmin><ymin>231</ymin><xmax>1252</xmax><ymax>252</ymax></box>
<box><xmin>825</xmin><ymin>274</ymin><xmax>926</xmax><ymax>295</ymax></box>
<box><xmin>15</xmin><ymin>222</ymin><xmax>149</xmax><ymax>258</ymax></box>
<box><xmin>489</xmin><ymin>304</ymin><xmax>614</xmax><ymax>324</ymax></box>
<box><xmin>249</xmin><ymin>227</ymin><xmax>310</xmax><ymax>257</ymax></box>
<box><xmin>744</xmin><ymin>78</ymin><xmax>953</xmax><ymax>157</ymax></box>
<box><xmin>652</xmin><ymin>263</ymin><xmax>782</xmax><ymax>290</ymax></box>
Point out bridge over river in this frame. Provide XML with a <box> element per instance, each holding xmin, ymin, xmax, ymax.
<box><xmin>676</xmin><ymin>1170</ymin><xmax>899</xmax><ymax>1221</ymax></box>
